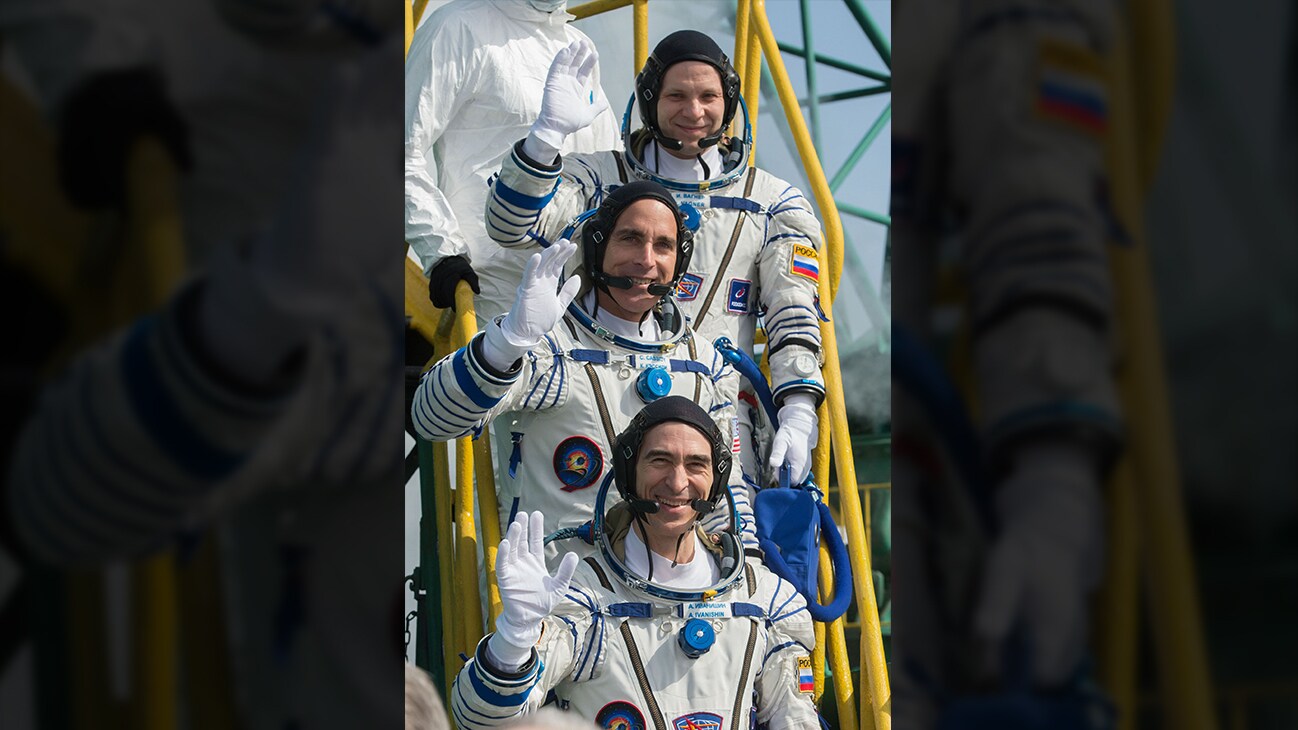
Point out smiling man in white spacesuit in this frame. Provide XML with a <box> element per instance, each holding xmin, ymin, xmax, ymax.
<box><xmin>411</xmin><ymin>180</ymin><xmax>756</xmax><ymax>549</ymax></box>
<box><xmin>483</xmin><ymin>31</ymin><xmax>825</xmax><ymax>493</ymax></box>
<box><xmin>450</xmin><ymin>395</ymin><xmax>821</xmax><ymax>730</ymax></box>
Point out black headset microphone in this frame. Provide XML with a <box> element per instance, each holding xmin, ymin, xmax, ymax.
<box><xmin>594</xmin><ymin>271</ymin><xmax>675</xmax><ymax>296</ymax></box>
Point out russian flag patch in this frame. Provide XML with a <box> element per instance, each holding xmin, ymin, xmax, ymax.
<box><xmin>797</xmin><ymin>656</ymin><xmax>814</xmax><ymax>694</ymax></box>
<box><xmin>790</xmin><ymin>244</ymin><xmax>819</xmax><ymax>283</ymax></box>
<box><xmin>1035</xmin><ymin>38</ymin><xmax>1108</xmax><ymax>136</ymax></box>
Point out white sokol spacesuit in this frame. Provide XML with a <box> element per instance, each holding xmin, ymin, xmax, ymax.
<box><xmin>412</xmin><ymin>181</ymin><xmax>756</xmax><ymax>551</ymax></box>
<box><xmin>404</xmin><ymin>0</ymin><xmax>619</xmax><ymax>320</ymax></box>
<box><xmin>449</xmin><ymin>397</ymin><xmax>820</xmax><ymax>730</ymax></box>
<box><xmin>485</xmin><ymin>31</ymin><xmax>827</xmax><ymax>488</ymax></box>
<box><xmin>891</xmin><ymin>0</ymin><xmax>1124</xmax><ymax>722</ymax></box>
<box><xmin>4</xmin><ymin>22</ymin><xmax>406</xmax><ymax>727</ymax></box>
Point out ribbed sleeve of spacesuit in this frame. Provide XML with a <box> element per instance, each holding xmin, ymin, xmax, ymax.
<box><xmin>755</xmin><ymin>570</ymin><xmax>821</xmax><ymax>729</ymax></box>
<box><xmin>451</xmin><ymin>636</ymin><xmax>544</xmax><ymax>728</ymax></box>
<box><xmin>410</xmin><ymin>332</ymin><xmax>521</xmax><ymax>441</ymax></box>
<box><xmin>6</xmin><ymin>288</ymin><xmax>294</xmax><ymax>565</ymax></box>
<box><xmin>760</xmin><ymin>179</ymin><xmax>827</xmax><ymax>407</ymax></box>
<box><xmin>485</xmin><ymin>140</ymin><xmax>563</xmax><ymax>247</ymax></box>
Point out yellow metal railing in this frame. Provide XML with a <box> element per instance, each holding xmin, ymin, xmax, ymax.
<box><xmin>747</xmin><ymin>1</ymin><xmax>890</xmax><ymax>726</ymax></box>
<box><xmin>405</xmin><ymin>2</ymin><xmax>890</xmax><ymax>727</ymax></box>
<box><xmin>1098</xmin><ymin>2</ymin><xmax>1217</xmax><ymax>729</ymax></box>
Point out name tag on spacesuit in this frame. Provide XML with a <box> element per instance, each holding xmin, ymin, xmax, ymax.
<box><xmin>672</xmin><ymin>191</ymin><xmax>707</xmax><ymax>209</ymax></box>
<box><xmin>629</xmin><ymin>354</ymin><xmax>668</xmax><ymax>370</ymax></box>
<box><xmin>682</xmin><ymin>602</ymin><xmax>730</xmax><ymax>620</ymax></box>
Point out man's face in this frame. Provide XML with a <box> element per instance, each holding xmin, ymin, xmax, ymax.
<box><xmin>635</xmin><ymin>421</ymin><xmax>713</xmax><ymax>539</ymax></box>
<box><xmin>596</xmin><ymin>198</ymin><xmax>678</xmax><ymax>321</ymax></box>
<box><xmin>656</xmin><ymin>60</ymin><xmax>725</xmax><ymax>159</ymax></box>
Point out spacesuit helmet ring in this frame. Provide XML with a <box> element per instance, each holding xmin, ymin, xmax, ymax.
<box><xmin>581</xmin><ymin>179</ymin><xmax>694</xmax><ymax>297</ymax></box>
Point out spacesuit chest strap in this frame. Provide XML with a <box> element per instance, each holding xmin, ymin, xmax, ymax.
<box><xmin>600</xmin><ymin>600</ymin><xmax>767</xmax><ymax>621</ymax></box>
<box><xmin>707</xmin><ymin>196</ymin><xmax>762</xmax><ymax>213</ymax></box>
<box><xmin>565</xmin><ymin>349</ymin><xmax>710</xmax><ymax>374</ymax></box>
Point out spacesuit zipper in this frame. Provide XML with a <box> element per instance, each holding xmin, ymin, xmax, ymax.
<box><xmin>729</xmin><ymin>564</ymin><xmax>760</xmax><ymax>730</ymax></box>
<box><xmin>687</xmin><ymin>338</ymin><xmax>702</xmax><ymax>402</ymax></box>
<box><xmin>583</xmin><ymin>363</ymin><xmax>618</xmax><ymax>446</ymax></box>
<box><xmin>619</xmin><ymin>621</ymin><xmax>668</xmax><ymax>730</ymax></box>
<box><xmin>729</xmin><ymin>623</ymin><xmax>759</xmax><ymax>730</ymax></box>
<box><xmin>694</xmin><ymin>168</ymin><xmax>758</xmax><ymax>330</ymax></box>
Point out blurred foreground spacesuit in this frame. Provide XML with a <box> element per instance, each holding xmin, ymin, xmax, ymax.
<box><xmin>891</xmin><ymin>0</ymin><xmax>1124</xmax><ymax>726</ymax></box>
<box><xmin>2</xmin><ymin>1</ymin><xmax>407</xmax><ymax>726</ymax></box>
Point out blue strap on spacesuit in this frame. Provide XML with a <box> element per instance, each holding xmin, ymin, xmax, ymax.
<box><xmin>713</xmin><ymin>337</ymin><xmax>853</xmax><ymax>623</ymax></box>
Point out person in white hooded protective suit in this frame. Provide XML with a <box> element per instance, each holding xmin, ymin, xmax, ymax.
<box><xmin>404</xmin><ymin>0</ymin><xmax>619</xmax><ymax>320</ymax></box>
<box><xmin>483</xmin><ymin>31</ymin><xmax>824</xmax><ymax>494</ymax></box>
<box><xmin>411</xmin><ymin>181</ymin><xmax>757</xmax><ymax>552</ymax></box>
<box><xmin>450</xmin><ymin>396</ymin><xmax>820</xmax><ymax>729</ymax></box>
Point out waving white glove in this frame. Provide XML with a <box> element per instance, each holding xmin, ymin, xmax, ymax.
<box><xmin>487</xmin><ymin>511</ymin><xmax>580</xmax><ymax>669</ymax></box>
<box><xmin>768</xmin><ymin>393</ymin><xmax>820</xmax><ymax>484</ymax></box>
<box><xmin>523</xmin><ymin>38</ymin><xmax>609</xmax><ymax>162</ymax></box>
<box><xmin>481</xmin><ymin>239</ymin><xmax>581</xmax><ymax>370</ymax></box>
<box><xmin>973</xmin><ymin>440</ymin><xmax>1104</xmax><ymax>687</ymax></box>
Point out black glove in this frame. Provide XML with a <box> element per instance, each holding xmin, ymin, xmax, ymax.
<box><xmin>57</xmin><ymin>66</ymin><xmax>194</xmax><ymax>209</ymax></box>
<box><xmin>426</xmin><ymin>255</ymin><xmax>481</xmax><ymax>310</ymax></box>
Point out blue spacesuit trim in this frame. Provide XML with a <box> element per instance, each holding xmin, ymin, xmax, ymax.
<box><xmin>669</xmin><ymin>360</ymin><xmax>709</xmax><ymax>374</ymax></box>
<box><xmin>467</xmin><ymin>662</ymin><xmax>536</xmax><ymax>707</ymax></box>
<box><xmin>412</xmin><ymin>379</ymin><xmax>462</xmax><ymax>437</ymax></box>
<box><xmin>709</xmin><ymin>196</ymin><xmax>762</xmax><ymax>213</ymax></box>
<box><xmin>767</xmin><ymin>232</ymin><xmax>815</xmax><ymax>244</ymax></box>
<box><xmin>453</xmin><ymin>349</ymin><xmax>500</xmax><ymax>410</ymax></box>
<box><xmin>762</xmin><ymin>640</ymin><xmax>802</xmax><ymax>664</ymax></box>
<box><xmin>429</xmin><ymin>372</ymin><xmax>480</xmax><ymax>430</ymax></box>
<box><xmin>773</xmin><ymin>379</ymin><xmax>825</xmax><ymax>399</ymax></box>
<box><xmin>453</xmin><ymin>678</ymin><xmax>523</xmax><ymax>727</ymax></box>
<box><xmin>568</xmin><ymin>349</ymin><xmax>609</xmax><ymax>364</ymax></box>
<box><xmin>494</xmin><ymin>178</ymin><xmax>559</xmax><ymax>211</ymax></box>
<box><xmin>574</xmin><ymin>614</ymin><xmax>599</xmax><ymax>681</ymax></box>
<box><xmin>485</xmin><ymin>212</ymin><xmax>534</xmax><ymax>246</ymax></box>
<box><xmin>522</xmin><ymin>360</ymin><xmax>553</xmax><ymax>409</ymax></box>
<box><xmin>487</xmin><ymin>198</ymin><xmax>539</xmax><ymax>228</ymax></box>
<box><xmin>550</xmin><ymin>347</ymin><xmax>566</xmax><ymax>408</ymax></box>
<box><xmin>606</xmin><ymin>602</ymin><xmax>654</xmax><ymax>618</ymax></box>
<box><xmin>768</xmin><ymin>581</ymin><xmax>799</xmax><ymax>619</ymax></box>
<box><xmin>771</xmin><ymin>604</ymin><xmax>809</xmax><ymax>623</ymax></box>
<box><xmin>122</xmin><ymin>318</ymin><xmax>242</xmax><ymax>480</ymax></box>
